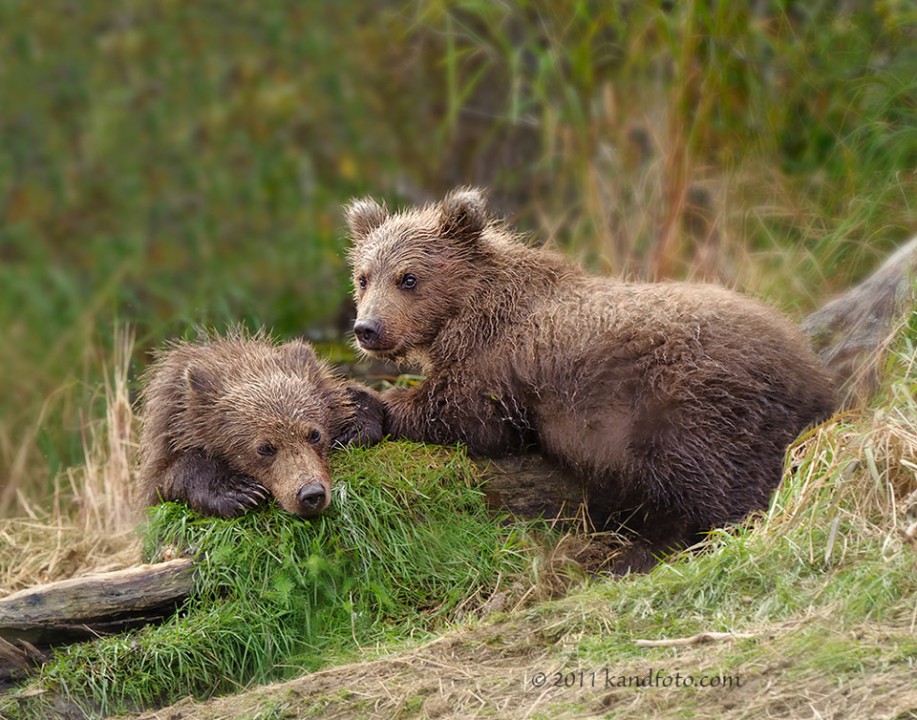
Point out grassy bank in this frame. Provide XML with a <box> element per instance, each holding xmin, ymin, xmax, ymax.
<box><xmin>2</xmin><ymin>443</ymin><xmax>549</xmax><ymax>719</ymax></box>
<box><xmin>1</xmin><ymin>295</ymin><xmax>913</xmax><ymax>719</ymax></box>
<box><xmin>67</xmin><ymin>297</ymin><xmax>917</xmax><ymax>720</ymax></box>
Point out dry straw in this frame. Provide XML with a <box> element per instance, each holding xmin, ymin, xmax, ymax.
<box><xmin>0</xmin><ymin>327</ymin><xmax>142</xmax><ymax>596</ymax></box>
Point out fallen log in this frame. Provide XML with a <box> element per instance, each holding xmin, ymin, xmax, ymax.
<box><xmin>0</xmin><ymin>558</ymin><xmax>194</xmax><ymax>648</ymax></box>
<box><xmin>802</xmin><ymin>236</ymin><xmax>917</xmax><ymax>406</ymax></box>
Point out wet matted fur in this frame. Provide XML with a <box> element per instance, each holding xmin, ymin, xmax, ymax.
<box><xmin>137</xmin><ymin>329</ymin><xmax>384</xmax><ymax>518</ymax></box>
<box><xmin>346</xmin><ymin>187</ymin><xmax>835</xmax><ymax>572</ymax></box>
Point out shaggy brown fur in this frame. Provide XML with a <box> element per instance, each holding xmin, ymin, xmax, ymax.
<box><xmin>137</xmin><ymin>330</ymin><xmax>384</xmax><ymax>518</ymax></box>
<box><xmin>346</xmin><ymin>187</ymin><xmax>836</xmax><ymax>572</ymax></box>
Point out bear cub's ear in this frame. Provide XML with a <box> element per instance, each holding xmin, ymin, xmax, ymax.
<box><xmin>280</xmin><ymin>339</ymin><xmax>319</xmax><ymax>375</ymax></box>
<box><xmin>184</xmin><ymin>364</ymin><xmax>222</xmax><ymax>399</ymax></box>
<box><xmin>439</xmin><ymin>186</ymin><xmax>487</xmax><ymax>244</ymax></box>
<box><xmin>345</xmin><ymin>197</ymin><xmax>388</xmax><ymax>240</ymax></box>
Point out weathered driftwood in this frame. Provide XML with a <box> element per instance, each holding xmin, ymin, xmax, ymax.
<box><xmin>802</xmin><ymin>236</ymin><xmax>917</xmax><ymax>406</ymax></box>
<box><xmin>0</xmin><ymin>558</ymin><xmax>194</xmax><ymax>648</ymax></box>
<box><xmin>475</xmin><ymin>455</ymin><xmax>588</xmax><ymax>524</ymax></box>
<box><xmin>0</xmin><ymin>636</ymin><xmax>48</xmax><ymax>685</ymax></box>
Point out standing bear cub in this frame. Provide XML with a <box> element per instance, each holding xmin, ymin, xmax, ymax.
<box><xmin>138</xmin><ymin>330</ymin><xmax>384</xmax><ymax>519</ymax></box>
<box><xmin>346</xmin><ymin>187</ymin><xmax>836</xmax><ymax>571</ymax></box>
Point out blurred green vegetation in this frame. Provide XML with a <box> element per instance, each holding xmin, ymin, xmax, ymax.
<box><xmin>1</xmin><ymin>0</ymin><xmax>916</xmax><ymax>513</ymax></box>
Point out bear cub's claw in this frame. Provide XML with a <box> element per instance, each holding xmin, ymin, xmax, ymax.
<box><xmin>193</xmin><ymin>473</ymin><xmax>269</xmax><ymax>518</ymax></box>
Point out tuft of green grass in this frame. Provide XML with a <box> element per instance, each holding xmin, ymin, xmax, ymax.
<box><xmin>3</xmin><ymin>442</ymin><xmax>545</xmax><ymax>719</ymax></box>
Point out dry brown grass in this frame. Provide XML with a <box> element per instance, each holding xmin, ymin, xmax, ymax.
<box><xmin>0</xmin><ymin>328</ymin><xmax>141</xmax><ymax>596</ymax></box>
<box><xmin>764</xmin><ymin>347</ymin><xmax>917</xmax><ymax>551</ymax></box>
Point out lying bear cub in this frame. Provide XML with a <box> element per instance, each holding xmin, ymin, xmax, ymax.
<box><xmin>346</xmin><ymin>187</ymin><xmax>835</xmax><ymax>571</ymax></box>
<box><xmin>137</xmin><ymin>330</ymin><xmax>384</xmax><ymax>518</ymax></box>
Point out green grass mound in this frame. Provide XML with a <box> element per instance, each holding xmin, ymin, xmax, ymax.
<box><xmin>7</xmin><ymin>443</ymin><xmax>541</xmax><ymax>719</ymax></box>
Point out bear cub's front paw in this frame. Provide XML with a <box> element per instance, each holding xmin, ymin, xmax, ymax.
<box><xmin>175</xmin><ymin>450</ymin><xmax>270</xmax><ymax>518</ymax></box>
<box><xmin>334</xmin><ymin>384</ymin><xmax>386</xmax><ymax>447</ymax></box>
<box><xmin>207</xmin><ymin>474</ymin><xmax>270</xmax><ymax>518</ymax></box>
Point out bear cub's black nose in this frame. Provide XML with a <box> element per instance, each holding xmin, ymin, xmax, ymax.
<box><xmin>353</xmin><ymin>319</ymin><xmax>382</xmax><ymax>346</ymax></box>
<box><xmin>297</xmin><ymin>483</ymin><xmax>327</xmax><ymax>514</ymax></box>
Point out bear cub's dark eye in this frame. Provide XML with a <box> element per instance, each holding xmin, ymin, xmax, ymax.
<box><xmin>257</xmin><ymin>443</ymin><xmax>277</xmax><ymax>457</ymax></box>
<box><xmin>400</xmin><ymin>273</ymin><xmax>417</xmax><ymax>290</ymax></box>
<box><xmin>308</xmin><ymin>429</ymin><xmax>322</xmax><ymax>445</ymax></box>
<box><xmin>358</xmin><ymin>275</ymin><xmax>367</xmax><ymax>290</ymax></box>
